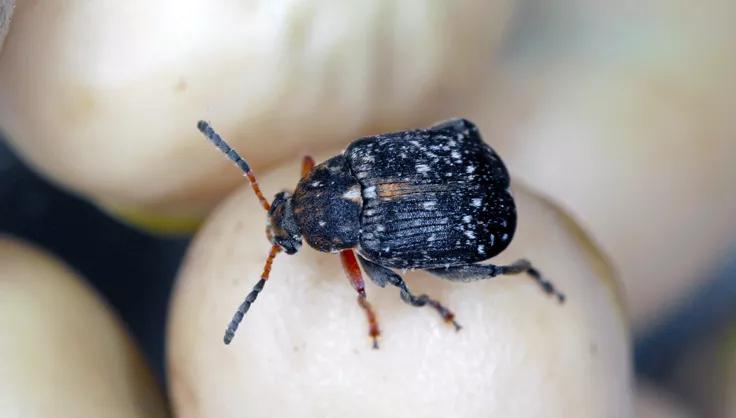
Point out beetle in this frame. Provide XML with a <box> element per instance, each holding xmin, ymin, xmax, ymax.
<box><xmin>197</xmin><ymin>118</ymin><xmax>565</xmax><ymax>348</ymax></box>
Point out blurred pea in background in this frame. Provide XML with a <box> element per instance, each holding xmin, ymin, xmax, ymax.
<box><xmin>0</xmin><ymin>1</ymin><xmax>734</xmax><ymax>417</ymax></box>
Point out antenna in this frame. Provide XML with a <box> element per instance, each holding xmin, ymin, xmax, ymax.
<box><xmin>223</xmin><ymin>244</ymin><xmax>281</xmax><ymax>344</ymax></box>
<box><xmin>197</xmin><ymin>121</ymin><xmax>271</xmax><ymax>211</ymax></box>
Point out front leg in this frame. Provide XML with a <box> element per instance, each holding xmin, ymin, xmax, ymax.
<box><xmin>301</xmin><ymin>155</ymin><xmax>315</xmax><ymax>178</ymax></box>
<box><xmin>339</xmin><ymin>249</ymin><xmax>381</xmax><ymax>348</ymax></box>
<box><xmin>358</xmin><ymin>255</ymin><xmax>461</xmax><ymax>330</ymax></box>
<box><xmin>427</xmin><ymin>259</ymin><xmax>566</xmax><ymax>303</ymax></box>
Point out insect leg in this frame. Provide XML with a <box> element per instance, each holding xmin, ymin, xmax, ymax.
<box><xmin>339</xmin><ymin>249</ymin><xmax>380</xmax><ymax>348</ymax></box>
<box><xmin>427</xmin><ymin>259</ymin><xmax>565</xmax><ymax>303</ymax></box>
<box><xmin>358</xmin><ymin>255</ymin><xmax>461</xmax><ymax>331</ymax></box>
<box><xmin>301</xmin><ymin>155</ymin><xmax>315</xmax><ymax>178</ymax></box>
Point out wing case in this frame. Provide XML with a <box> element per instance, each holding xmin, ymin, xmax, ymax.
<box><xmin>345</xmin><ymin>119</ymin><xmax>516</xmax><ymax>269</ymax></box>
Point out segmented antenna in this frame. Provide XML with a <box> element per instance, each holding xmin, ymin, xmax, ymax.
<box><xmin>224</xmin><ymin>244</ymin><xmax>281</xmax><ymax>344</ymax></box>
<box><xmin>197</xmin><ymin>120</ymin><xmax>271</xmax><ymax>211</ymax></box>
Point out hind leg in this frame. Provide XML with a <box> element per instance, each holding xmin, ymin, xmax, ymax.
<box><xmin>357</xmin><ymin>256</ymin><xmax>461</xmax><ymax>330</ymax></box>
<box><xmin>427</xmin><ymin>259</ymin><xmax>565</xmax><ymax>303</ymax></box>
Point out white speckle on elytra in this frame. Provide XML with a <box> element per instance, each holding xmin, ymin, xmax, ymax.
<box><xmin>364</xmin><ymin>186</ymin><xmax>377</xmax><ymax>198</ymax></box>
<box><xmin>318</xmin><ymin>221</ymin><xmax>326</xmax><ymax>227</ymax></box>
<box><xmin>375</xmin><ymin>225</ymin><xmax>385</xmax><ymax>232</ymax></box>
<box><xmin>464</xmin><ymin>230</ymin><xmax>475</xmax><ymax>239</ymax></box>
<box><xmin>422</xmin><ymin>201</ymin><xmax>437</xmax><ymax>210</ymax></box>
<box><xmin>415</xmin><ymin>164</ymin><xmax>430</xmax><ymax>174</ymax></box>
<box><xmin>311</xmin><ymin>181</ymin><xmax>322</xmax><ymax>187</ymax></box>
<box><xmin>466</xmin><ymin>165</ymin><xmax>476</xmax><ymax>173</ymax></box>
<box><xmin>471</xmin><ymin>198</ymin><xmax>482</xmax><ymax>207</ymax></box>
<box><xmin>342</xmin><ymin>188</ymin><xmax>361</xmax><ymax>201</ymax></box>
<box><xmin>427</xmin><ymin>233</ymin><xmax>436</xmax><ymax>242</ymax></box>
<box><xmin>451</xmin><ymin>150</ymin><xmax>461</xmax><ymax>159</ymax></box>
<box><xmin>477</xmin><ymin>245</ymin><xmax>485</xmax><ymax>254</ymax></box>
<box><xmin>501</xmin><ymin>233</ymin><xmax>509</xmax><ymax>241</ymax></box>
<box><xmin>448</xmin><ymin>139</ymin><xmax>457</xmax><ymax>146</ymax></box>
<box><xmin>462</xmin><ymin>215</ymin><xmax>472</xmax><ymax>223</ymax></box>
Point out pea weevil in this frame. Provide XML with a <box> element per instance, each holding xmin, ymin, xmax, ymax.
<box><xmin>197</xmin><ymin>118</ymin><xmax>565</xmax><ymax>348</ymax></box>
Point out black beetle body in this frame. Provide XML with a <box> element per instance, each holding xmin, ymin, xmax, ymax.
<box><xmin>197</xmin><ymin>117</ymin><xmax>564</xmax><ymax>348</ymax></box>
<box><xmin>290</xmin><ymin>118</ymin><xmax>514</xmax><ymax>269</ymax></box>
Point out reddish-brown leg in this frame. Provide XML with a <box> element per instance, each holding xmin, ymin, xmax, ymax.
<box><xmin>340</xmin><ymin>249</ymin><xmax>381</xmax><ymax>348</ymax></box>
<box><xmin>301</xmin><ymin>155</ymin><xmax>315</xmax><ymax>178</ymax></box>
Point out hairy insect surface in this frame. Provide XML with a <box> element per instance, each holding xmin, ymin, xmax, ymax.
<box><xmin>197</xmin><ymin>118</ymin><xmax>565</xmax><ymax>348</ymax></box>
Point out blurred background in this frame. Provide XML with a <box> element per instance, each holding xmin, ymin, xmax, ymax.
<box><xmin>1</xmin><ymin>1</ymin><xmax>734</xmax><ymax>416</ymax></box>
